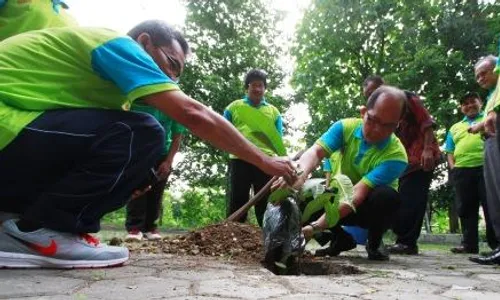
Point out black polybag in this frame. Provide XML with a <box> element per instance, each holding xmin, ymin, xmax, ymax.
<box><xmin>262</xmin><ymin>196</ymin><xmax>304</xmax><ymax>274</ymax></box>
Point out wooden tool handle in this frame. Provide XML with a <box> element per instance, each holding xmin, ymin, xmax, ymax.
<box><xmin>226</xmin><ymin>150</ymin><xmax>304</xmax><ymax>222</ymax></box>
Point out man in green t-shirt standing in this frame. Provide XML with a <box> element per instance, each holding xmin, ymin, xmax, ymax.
<box><xmin>445</xmin><ymin>92</ymin><xmax>497</xmax><ymax>254</ymax></box>
<box><xmin>223</xmin><ymin>69</ymin><xmax>284</xmax><ymax>227</ymax></box>
<box><xmin>0</xmin><ymin>21</ymin><xmax>295</xmax><ymax>269</ymax></box>
<box><xmin>275</xmin><ymin>85</ymin><xmax>408</xmax><ymax>261</ymax></box>
<box><xmin>125</xmin><ymin>101</ymin><xmax>186</xmax><ymax>241</ymax></box>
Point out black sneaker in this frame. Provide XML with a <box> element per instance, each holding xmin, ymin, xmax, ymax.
<box><xmin>366</xmin><ymin>242</ymin><xmax>389</xmax><ymax>261</ymax></box>
<box><xmin>315</xmin><ymin>228</ymin><xmax>356</xmax><ymax>257</ymax></box>
<box><xmin>387</xmin><ymin>243</ymin><xmax>419</xmax><ymax>255</ymax></box>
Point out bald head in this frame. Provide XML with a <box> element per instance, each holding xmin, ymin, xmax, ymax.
<box><xmin>361</xmin><ymin>85</ymin><xmax>406</xmax><ymax>144</ymax></box>
<box><xmin>367</xmin><ymin>85</ymin><xmax>407</xmax><ymax>118</ymax></box>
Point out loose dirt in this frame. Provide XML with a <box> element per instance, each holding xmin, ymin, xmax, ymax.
<box><xmin>120</xmin><ymin>222</ymin><xmax>264</xmax><ymax>264</ymax></box>
<box><xmin>110</xmin><ymin>221</ymin><xmax>363</xmax><ymax>275</ymax></box>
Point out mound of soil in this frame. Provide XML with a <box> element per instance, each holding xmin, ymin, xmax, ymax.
<box><xmin>124</xmin><ymin>222</ymin><xmax>264</xmax><ymax>264</ymax></box>
<box><xmin>114</xmin><ymin>221</ymin><xmax>363</xmax><ymax>276</ymax></box>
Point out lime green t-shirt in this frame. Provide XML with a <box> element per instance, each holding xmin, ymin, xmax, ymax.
<box><xmin>316</xmin><ymin>118</ymin><xmax>408</xmax><ymax>190</ymax></box>
<box><xmin>223</xmin><ymin>97</ymin><xmax>283</xmax><ymax>158</ymax></box>
<box><xmin>131</xmin><ymin>101</ymin><xmax>187</xmax><ymax>155</ymax></box>
<box><xmin>0</xmin><ymin>26</ymin><xmax>180</xmax><ymax>150</ymax></box>
<box><xmin>444</xmin><ymin>114</ymin><xmax>484</xmax><ymax>168</ymax></box>
<box><xmin>0</xmin><ymin>0</ymin><xmax>78</xmax><ymax>41</ymax></box>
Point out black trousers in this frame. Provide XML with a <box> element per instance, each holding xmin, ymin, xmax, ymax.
<box><xmin>452</xmin><ymin>166</ymin><xmax>497</xmax><ymax>249</ymax></box>
<box><xmin>226</xmin><ymin>158</ymin><xmax>272</xmax><ymax>227</ymax></box>
<box><xmin>306</xmin><ymin>186</ymin><xmax>401</xmax><ymax>248</ymax></box>
<box><xmin>392</xmin><ymin>169</ymin><xmax>433</xmax><ymax>247</ymax></box>
<box><xmin>125</xmin><ymin>159</ymin><xmax>168</xmax><ymax>232</ymax></box>
<box><xmin>0</xmin><ymin>109</ymin><xmax>164</xmax><ymax>233</ymax></box>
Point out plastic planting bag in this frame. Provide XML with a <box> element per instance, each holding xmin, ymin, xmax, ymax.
<box><xmin>262</xmin><ymin>196</ymin><xmax>304</xmax><ymax>274</ymax></box>
<box><xmin>263</xmin><ymin>175</ymin><xmax>355</xmax><ymax>274</ymax></box>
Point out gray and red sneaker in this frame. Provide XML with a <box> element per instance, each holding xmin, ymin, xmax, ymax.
<box><xmin>0</xmin><ymin>219</ymin><xmax>129</xmax><ymax>269</ymax></box>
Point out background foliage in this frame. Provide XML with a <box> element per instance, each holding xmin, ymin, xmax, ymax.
<box><xmin>104</xmin><ymin>0</ymin><xmax>500</xmax><ymax>233</ymax></box>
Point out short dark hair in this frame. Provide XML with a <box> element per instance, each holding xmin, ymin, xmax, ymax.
<box><xmin>363</xmin><ymin>75</ymin><xmax>385</xmax><ymax>87</ymax></box>
<box><xmin>367</xmin><ymin>85</ymin><xmax>407</xmax><ymax>118</ymax></box>
<box><xmin>244</xmin><ymin>69</ymin><xmax>267</xmax><ymax>89</ymax></box>
<box><xmin>127</xmin><ymin>20</ymin><xmax>190</xmax><ymax>56</ymax></box>
<box><xmin>474</xmin><ymin>55</ymin><xmax>498</xmax><ymax>70</ymax></box>
<box><xmin>460</xmin><ymin>92</ymin><xmax>481</xmax><ymax>104</ymax></box>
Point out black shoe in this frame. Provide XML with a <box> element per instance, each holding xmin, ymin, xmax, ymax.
<box><xmin>469</xmin><ymin>247</ymin><xmax>500</xmax><ymax>265</ymax></box>
<box><xmin>450</xmin><ymin>245</ymin><xmax>478</xmax><ymax>254</ymax></box>
<box><xmin>315</xmin><ymin>228</ymin><xmax>356</xmax><ymax>257</ymax></box>
<box><xmin>366</xmin><ymin>245</ymin><xmax>389</xmax><ymax>261</ymax></box>
<box><xmin>387</xmin><ymin>243</ymin><xmax>419</xmax><ymax>255</ymax></box>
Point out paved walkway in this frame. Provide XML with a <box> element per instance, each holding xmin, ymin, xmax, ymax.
<box><xmin>1</xmin><ymin>246</ymin><xmax>499</xmax><ymax>300</ymax></box>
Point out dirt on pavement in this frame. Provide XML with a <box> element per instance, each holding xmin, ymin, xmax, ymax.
<box><xmin>110</xmin><ymin>221</ymin><xmax>363</xmax><ymax>276</ymax></box>
<box><xmin>117</xmin><ymin>222</ymin><xmax>264</xmax><ymax>264</ymax></box>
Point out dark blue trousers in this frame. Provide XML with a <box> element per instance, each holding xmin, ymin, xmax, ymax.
<box><xmin>393</xmin><ymin>169</ymin><xmax>433</xmax><ymax>247</ymax></box>
<box><xmin>0</xmin><ymin>109</ymin><xmax>164</xmax><ymax>233</ymax></box>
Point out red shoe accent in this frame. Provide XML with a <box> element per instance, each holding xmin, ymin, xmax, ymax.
<box><xmin>79</xmin><ymin>233</ymin><xmax>100</xmax><ymax>247</ymax></box>
<box><xmin>5</xmin><ymin>232</ymin><xmax>58</xmax><ymax>256</ymax></box>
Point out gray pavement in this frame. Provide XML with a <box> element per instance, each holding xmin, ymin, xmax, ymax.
<box><xmin>1</xmin><ymin>246</ymin><xmax>500</xmax><ymax>300</ymax></box>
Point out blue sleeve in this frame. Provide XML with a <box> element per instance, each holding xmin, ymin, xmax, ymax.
<box><xmin>275</xmin><ymin>115</ymin><xmax>283</xmax><ymax>137</ymax></box>
<box><xmin>223</xmin><ymin>110</ymin><xmax>232</xmax><ymax>123</ymax></box>
<box><xmin>0</xmin><ymin>0</ymin><xmax>6</xmax><ymax>8</ymax></box>
<box><xmin>364</xmin><ymin>160</ymin><xmax>407</xmax><ymax>187</ymax></box>
<box><xmin>317</xmin><ymin>121</ymin><xmax>344</xmax><ymax>154</ymax></box>
<box><xmin>91</xmin><ymin>37</ymin><xmax>176</xmax><ymax>95</ymax></box>
<box><xmin>323</xmin><ymin>158</ymin><xmax>332</xmax><ymax>172</ymax></box>
<box><xmin>444</xmin><ymin>131</ymin><xmax>455</xmax><ymax>153</ymax></box>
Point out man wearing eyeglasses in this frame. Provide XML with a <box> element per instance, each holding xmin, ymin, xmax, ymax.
<box><xmin>469</xmin><ymin>55</ymin><xmax>500</xmax><ymax>265</ymax></box>
<box><xmin>274</xmin><ymin>85</ymin><xmax>408</xmax><ymax>261</ymax></box>
<box><xmin>363</xmin><ymin>76</ymin><xmax>440</xmax><ymax>256</ymax></box>
<box><xmin>0</xmin><ymin>20</ymin><xmax>296</xmax><ymax>269</ymax></box>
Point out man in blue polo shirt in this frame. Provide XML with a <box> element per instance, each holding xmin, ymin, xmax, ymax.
<box><xmin>275</xmin><ymin>85</ymin><xmax>408</xmax><ymax>261</ymax></box>
<box><xmin>0</xmin><ymin>21</ymin><xmax>296</xmax><ymax>269</ymax></box>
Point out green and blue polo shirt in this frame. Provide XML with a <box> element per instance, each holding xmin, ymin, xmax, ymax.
<box><xmin>444</xmin><ymin>114</ymin><xmax>484</xmax><ymax>168</ymax></box>
<box><xmin>0</xmin><ymin>26</ymin><xmax>179</xmax><ymax>150</ymax></box>
<box><xmin>223</xmin><ymin>97</ymin><xmax>283</xmax><ymax>158</ymax></box>
<box><xmin>322</xmin><ymin>151</ymin><xmax>341</xmax><ymax>174</ymax></box>
<box><xmin>0</xmin><ymin>0</ymin><xmax>77</xmax><ymax>41</ymax></box>
<box><xmin>316</xmin><ymin>118</ymin><xmax>408</xmax><ymax>190</ymax></box>
<box><xmin>131</xmin><ymin>100</ymin><xmax>186</xmax><ymax>155</ymax></box>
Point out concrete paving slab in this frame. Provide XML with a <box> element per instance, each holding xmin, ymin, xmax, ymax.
<box><xmin>196</xmin><ymin>276</ymin><xmax>289</xmax><ymax>299</ymax></box>
<box><xmin>77</xmin><ymin>276</ymin><xmax>191</xmax><ymax>299</ymax></box>
<box><xmin>0</xmin><ymin>271</ymin><xmax>85</xmax><ymax>299</ymax></box>
<box><xmin>2</xmin><ymin>249</ymin><xmax>500</xmax><ymax>299</ymax></box>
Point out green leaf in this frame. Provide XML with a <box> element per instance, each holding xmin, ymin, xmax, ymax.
<box><xmin>298</xmin><ymin>178</ymin><xmax>326</xmax><ymax>201</ymax></box>
<box><xmin>324</xmin><ymin>198</ymin><xmax>340</xmax><ymax>227</ymax></box>
<box><xmin>330</xmin><ymin>174</ymin><xmax>354</xmax><ymax>205</ymax></box>
<box><xmin>301</xmin><ymin>192</ymin><xmax>335</xmax><ymax>224</ymax></box>
<box><xmin>268</xmin><ymin>188</ymin><xmax>293</xmax><ymax>204</ymax></box>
